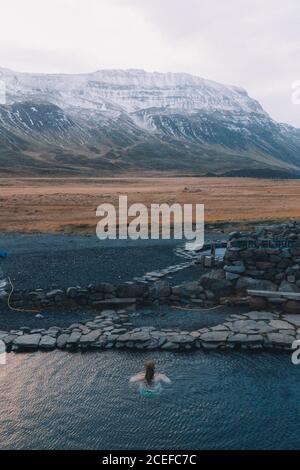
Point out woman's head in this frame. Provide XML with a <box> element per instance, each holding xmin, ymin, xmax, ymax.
<box><xmin>145</xmin><ymin>361</ymin><xmax>155</xmax><ymax>384</ymax></box>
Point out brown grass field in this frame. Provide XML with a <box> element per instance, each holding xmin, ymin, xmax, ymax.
<box><xmin>0</xmin><ymin>177</ymin><xmax>300</xmax><ymax>233</ymax></box>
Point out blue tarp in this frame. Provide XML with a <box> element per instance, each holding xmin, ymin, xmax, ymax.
<box><xmin>0</xmin><ymin>250</ymin><xmax>8</xmax><ymax>258</ymax></box>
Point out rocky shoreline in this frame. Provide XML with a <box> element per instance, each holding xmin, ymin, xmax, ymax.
<box><xmin>1</xmin><ymin>308</ymin><xmax>299</xmax><ymax>354</ymax></box>
<box><xmin>3</xmin><ymin>222</ymin><xmax>300</xmax><ymax>355</ymax></box>
<box><xmin>2</xmin><ymin>263</ymin><xmax>227</xmax><ymax>313</ymax></box>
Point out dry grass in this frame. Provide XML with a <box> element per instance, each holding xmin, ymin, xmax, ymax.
<box><xmin>0</xmin><ymin>177</ymin><xmax>300</xmax><ymax>233</ymax></box>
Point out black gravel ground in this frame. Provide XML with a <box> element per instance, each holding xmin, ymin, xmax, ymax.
<box><xmin>0</xmin><ymin>304</ymin><xmax>249</xmax><ymax>334</ymax></box>
<box><xmin>0</xmin><ymin>307</ymin><xmax>99</xmax><ymax>332</ymax></box>
<box><xmin>0</xmin><ymin>232</ymin><xmax>229</xmax><ymax>331</ymax></box>
<box><xmin>0</xmin><ymin>234</ymin><xmax>197</xmax><ymax>290</ymax></box>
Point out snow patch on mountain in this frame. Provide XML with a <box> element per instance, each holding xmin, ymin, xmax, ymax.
<box><xmin>0</xmin><ymin>67</ymin><xmax>265</xmax><ymax>117</ymax></box>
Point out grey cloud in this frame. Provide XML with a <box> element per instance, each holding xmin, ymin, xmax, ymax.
<box><xmin>118</xmin><ymin>0</ymin><xmax>300</xmax><ymax>126</ymax></box>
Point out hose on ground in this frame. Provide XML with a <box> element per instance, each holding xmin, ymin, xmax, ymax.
<box><xmin>7</xmin><ymin>276</ymin><xmax>41</xmax><ymax>313</ymax></box>
<box><xmin>172</xmin><ymin>304</ymin><xmax>225</xmax><ymax>312</ymax></box>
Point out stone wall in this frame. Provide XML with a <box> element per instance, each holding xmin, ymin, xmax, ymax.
<box><xmin>2</xmin><ymin>308</ymin><xmax>299</xmax><ymax>354</ymax></box>
<box><xmin>224</xmin><ymin>221</ymin><xmax>300</xmax><ymax>313</ymax></box>
<box><xmin>2</xmin><ymin>277</ymin><xmax>228</xmax><ymax>312</ymax></box>
<box><xmin>6</xmin><ymin>222</ymin><xmax>300</xmax><ymax>314</ymax></box>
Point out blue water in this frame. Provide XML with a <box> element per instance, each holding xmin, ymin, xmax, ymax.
<box><xmin>0</xmin><ymin>351</ymin><xmax>299</xmax><ymax>450</ymax></box>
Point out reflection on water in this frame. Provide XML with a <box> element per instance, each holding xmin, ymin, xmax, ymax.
<box><xmin>0</xmin><ymin>351</ymin><xmax>299</xmax><ymax>450</ymax></box>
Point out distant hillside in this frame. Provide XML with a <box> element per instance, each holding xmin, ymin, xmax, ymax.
<box><xmin>0</xmin><ymin>67</ymin><xmax>300</xmax><ymax>177</ymax></box>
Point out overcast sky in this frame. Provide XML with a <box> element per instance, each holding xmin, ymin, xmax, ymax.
<box><xmin>0</xmin><ymin>0</ymin><xmax>299</xmax><ymax>126</ymax></box>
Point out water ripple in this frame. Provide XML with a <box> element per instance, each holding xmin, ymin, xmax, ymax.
<box><xmin>0</xmin><ymin>351</ymin><xmax>300</xmax><ymax>449</ymax></box>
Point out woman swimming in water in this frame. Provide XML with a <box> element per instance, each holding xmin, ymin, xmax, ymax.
<box><xmin>129</xmin><ymin>361</ymin><xmax>171</xmax><ymax>396</ymax></box>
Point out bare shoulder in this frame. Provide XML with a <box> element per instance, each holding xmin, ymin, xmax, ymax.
<box><xmin>129</xmin><ymin>372</ymin><xmax>144</xmax><ymax>383</ymax></box>
<box><xmin>156</xmin><ymin>373</ymin><xmax>171</xmax><ymax>384</ymax></box>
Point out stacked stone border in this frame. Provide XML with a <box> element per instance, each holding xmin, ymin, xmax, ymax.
<box><xmin>5</xmin><ymin>274</ymin><xmax>230</xmax><ymax>312</ymax></box>
<box><xmin>224</xmin><ymin>221</ymin><xmax>300</xmax><ymax>314</ymax></box>
<box><xmin>1</xmin><ymin>309</ymin><xmax>299</xmax><ymax>354</ymax></box>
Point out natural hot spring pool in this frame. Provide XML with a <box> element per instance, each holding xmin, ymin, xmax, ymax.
<box><xmin>0</xmin><ymin>350</ymin><xmax>300</xmax><ymax>450</ymax></box>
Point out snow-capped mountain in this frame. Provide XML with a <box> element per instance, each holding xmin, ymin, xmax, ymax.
<box><xmin>0</xmin><ymin>67</ymin><xmax>300</xmax><ymax>176</ymax></box>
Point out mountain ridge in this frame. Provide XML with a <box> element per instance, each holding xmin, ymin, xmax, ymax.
<box><xmin>0</xmin><ymin>67</ymin><xmax>299</xmax><ymax>177</ymax></box>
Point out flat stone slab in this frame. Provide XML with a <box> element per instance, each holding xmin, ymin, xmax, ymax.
<box><xmin>110</xmin><ymin>328</ymin><xmax>127</xmax><ymax>335</ymax></box>
<box><xmin>228</xmin><ymin>334</ymin><xmax>263</xmax><ymax>343</ymax></box>
<box><xmin>129</xmin><ymin>332</ymin><xmax>151</xmax><ymax>342</ymax></box>
<box><xmin>80</xmin><ymin>330</ymin><xmax>101</xmax><ymax>344</ymax></box>
<box><xmin>57</xmin><ymin>334</ymin><xmax>70</xmax><ymax>349</ymax></box>
<box><xmin>118</xmin><ymin>331</ymin><xmax>151</xmax><ymax>342</ymax></box>
<box><xmin>200</xmin><ymin>331</ymin><xmax>230</xmax><ymax>342</ymax></box>
<box><xmin>3</xmin><ymin>335</ymin><xmax>18</xmax><ymax>346</ymax></box>
<box><xmin>6</xmin><ymin>301</ymin><xmax>300</xmax><ymax>354</ymax></box>
<box><xmin>161</xmin><ymin>342</ymin><xmax>180</xmax><ymax>350</ymax></box>
<box><xmin>39</xmin><ymin>335</ymin><xmax>57</xmax><ymax>350</ymax></box>
<box><xmin>170</xmin><ymin>334</ymin><xmax>194</xmax><ymax>344</ymax></box>
<box><xmin>266</xmin><ymin>333</ymin><xmax>294</xmax><ymax>347</ymax></box>
<box><xmin>14</xmin><ymin>334</ymin><xmax>41</xmax><ymax>350</ymax></box>
<box><xmin>245</xmin><ymin>311</ymin><xmax>277</xmax><ymax>321</ymax></box>
<box><xmin>67</xmin><ymin>332</ymin><xmax>82</xmax><ymax>345</ymax></box>
<box><xmin>227</xmin><ymin>319</ymin><xmax>274</xmax><ymax>334</ymax></box>
<box><xmin>211</xmin><ymin>325</ymin><xmax>228</xmax><ymax>331</ymax></box>
<box><xmin>226</xmin><ymin>315</ymin><xmax>248</xmax><ymax>321</ymax></box>
<box><xmin>282</xmin><ymin>315</ymin><xmax>300</xmax><ymax>327</ymax></box>
<box><xmin>227</xmin><ymin>334</ymin><xmax>248</xmax><ymax>342</ymax></box>
<box><xmin>117</xmin><ymin>333</ymin><xmax>132</xmax><ymax>342</ymax></box>
<box><xmin>269</xmin><ymin>320</ymin><xmax>295</xmax><ymax>330</ymax></box>
<box><xmin>190</xmin><ymin>331</ymin><xmax>201</xmax><ymax>338</ymax></box>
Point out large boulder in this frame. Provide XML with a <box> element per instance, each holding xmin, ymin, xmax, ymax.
<box><xmin>224</xmin><ymin>261</ymin><xmax>246</xmax><ymax>275</ymax></box>
<box><xmin>249</xmin><ymin>296</ymin><xmax>268</xmax><ymax>310</ymax></box>
<box><xmin>284</xmin><ymin>300</ymin><xmax>300</xmax><ymax>314</ymax></box>
<box><xmin>279</xmin><ymin>281</ymin><xmax>300</xmax><ymax>293</ymax></box>
<box><xmin>200</xmin><ymin>270</ymin><xmax>233</xmax><ymax>297</ymax></box>
<box><xmin>200</xmin><ymin>331</ymin><xmax>230</xmax><ymax>343</ymax></box>
<box><xmin>225</xmin><ymin>272</ymin><xmax>240</xmax><ymax>281</ymax></box>
<box><xmin>149</xmin><ymin>281</ymin><xmax>171</xmax><ymax>299</ymax></box>
<box><xmin>67</xmin><ymin>331</ymin><xmax>82</xmax><ymax>346</ymax></box>
<box><xmin>94</xmin><ymin>283</ymin><xmax>116</xmax><ymax>294</ymax></box>
<box><xmin>266</xmin><ymin>333</ymin><xmax>294</xmax><ymax>348</ymax></box>
<box><xmin>245</xmin><ymin>269</ymin><xmax>265</xmax><ymax>279</ymax></box>
<box><xmin>66</xmin><ymin>287</ymin><xmax>78</xmax><ymax>299</ymax></box>
<box><xmin>235</xmin><ymin>276</ymin><xmax>277</xmax><ymax>293</ymax></box>
<box><xmin>13</xmin><ymin>334</ymin><xmax>41</xmax><ymax>351</ymax></box>
<box><xmin>39</xmin><ymin>335</ymin><xmax>57</xmax><ymax>350</ymax></box>
<box><xmin>116</xmin><ymin>284</ymin><xmax>148</xmax><ymax>299</ymax></box>
<box><xmin>80</xmin><ymin>330</ymin><xmax>101</xmax><ymax>345</ymax></box>
<box><xmin>57</xmin><ymin>334</ymin><xmax>70</xmax><ymax>349</ymax></box>
<box><xmin>46</xmin><ymin>289</ymin><xmax>65</xmax><ymax>303</ymax></box>
<box><xmin>175</xmin><ymin>281</ymin><xmax>204</xmax><ymax>297</ymax></box>
<box><xmin>282</xmin><ymin>314</ymin><xmax>300</xmax><ymax>327</ymax></box>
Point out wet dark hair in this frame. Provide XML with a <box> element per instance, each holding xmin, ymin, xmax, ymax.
<box><xmin>145</xmin><ymin>361</ymin><xmax>155</xmax><ymax>385</ymax></box>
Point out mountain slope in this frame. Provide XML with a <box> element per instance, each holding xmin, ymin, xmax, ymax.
<box><xmin>0</xmin><ymin>67</ymin><xmax>299</xmax><ymax>177</ymax></box>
